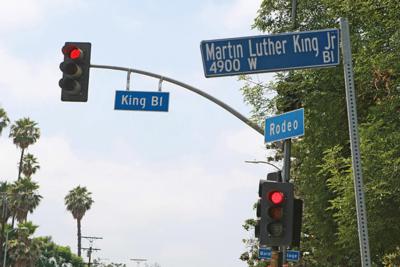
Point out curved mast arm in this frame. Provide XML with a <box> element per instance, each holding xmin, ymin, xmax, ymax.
<box><xmin>90</xmin><ymin>64</ymin><xmax>264</xmax><ymax>135</ymax></box>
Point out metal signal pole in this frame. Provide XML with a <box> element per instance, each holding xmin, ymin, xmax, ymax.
<box><xmin>90</xmin><ymin>64</ymin><xmax>264</xmax><ymax>136</ymax></box>
<box><xmin>339</xmin><ymin>17</ymin><xmax>371</xmax><ymax>267</ymax></box>
<box><xmin>275</xmin><ymin>1</ymin><xmax>298</xmax><ymax>267</ymax></box>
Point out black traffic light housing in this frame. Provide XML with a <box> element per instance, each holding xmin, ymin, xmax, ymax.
<box><xmin>59</xmin><ymin>42</ymin><xmax>91</xmax><ymax>102</ymax></box>
<box><xmin>292</xmin><ymin>198</ymin><xmax>303</xmax><ymax>247</ymax></box>
<box><xmin>256</xmin><ymin>180</ymin><xmax>294</xmax><ymax>246</ymax></box>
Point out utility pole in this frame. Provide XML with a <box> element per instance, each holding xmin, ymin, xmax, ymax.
<box><xmin>130</xmin><ymin>258</ymin><xmax>147</xmax><ymax>267</ymax></box>
<box><xmin>82</xmin><ymin>236</ymin><xmax>103</xmax><ymax>267</ymax></box>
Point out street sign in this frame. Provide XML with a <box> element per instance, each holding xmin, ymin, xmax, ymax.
<box><xmin>259</xmin><ymin>247</ymin><xmax>272</xmax><ymax>260</ymax></box>
<box><xmin>264</xmin><ymin>108</ymin><xmax>304</xmax><ymax>143</ymax></box>
<box><xmin>286</xmin><ymin>250</ymin><xmax>301</xmax><ymax>262</ymax></box>
<box><xmin>114</xmin><ymin>90</ymin><xmax>169</xmax><ymax>112</ymax></box>
<box><xmin>200</xmin><ymin>28</ymin><xmax>339</xmax><ymax>77</ymax></box>
<box><xmin>259</xmin><ymin>248</ymin><xmax>300</xmax><ymax>262</ymax></box>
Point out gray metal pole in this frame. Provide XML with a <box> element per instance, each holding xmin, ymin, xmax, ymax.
<box><xmin>280</xmin><ymin>1</ymin><xmax>297</xmax><ymax>264</ymax></box>
<box><xmin>284</xmin><ymin>0</ymin><xmax>297</xmax><ymax>185</ymax></box>
<box><xmin>90</xmin><ymin>64</ymin><xmax>264</xmax><ymax>136</ymax></box>
<box><xmin>339</xmin><ymin>17</ymin><xmax>371</xmax><ymax>267</ymax></box>
<box><xmin>291</xmin><ymin>0</ymin><xmax>297</xmax><ymax>29</ymax></box>
<box><xmin>281</xmin><ymin>139</ymin><xmax>291</xmax><ymax>183</ymax></box>
<box><xmin>280</xmin><ymin>138</ymin><xmax>291</xmax><ymax>265</ymax></box>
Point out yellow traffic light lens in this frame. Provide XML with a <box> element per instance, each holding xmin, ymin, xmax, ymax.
<box><xmin>268</xmin><ymin>206</ymin><xmax>283</xmax><ymax>220</ymax></box>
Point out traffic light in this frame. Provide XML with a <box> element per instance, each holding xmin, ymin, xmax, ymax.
<box><xmin>59</xmin><ymin>42</ymin><xmax>92</xmax><ymax>102</ymax></box>
<box><xmin>256</xmin><ymin>180</ymin><xmax>294</xmax><ymax>246</ymax></box>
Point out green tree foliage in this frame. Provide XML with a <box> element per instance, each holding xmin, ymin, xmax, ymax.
<box><xmin>64</xmin><ymin>186</ymin><xmax>94</xmax><ymax>257</ymax></box>
<box><xmin>9</xmin><ymin>177</ymin><xmax>42</xmax><ymax>223</ymax></box>
<box><xmin>37</xmin><ymin>236</ymin><xmax>85</xmax><ymax>267</ymax></box>
<box><xmin>6</xmin><ymin>222</ymin><xmax>43</xmax><ymax>267</ymax></box>
<box><xmin>9</xmin><ymin>118</ymin><xmax>40</xmax><ymax>180</ymax></box>
<box><xmin>92</xmin><ymin>259</ymin><xmax>127</xmax><ymax>267</ymax></box>
<box><xmin>240</xmin><ymin>1</ymin><xmax>400</xmax><ymax>266</ymax></box>
<box><xmin>21</xmin><ymin>154</ymin><xmax>40</xmax><ymax>178</ymax></box>
<box><xmin>382</xmin><ymin>247</ymin><xmax>400</xmax><ymax>266</ymax></box>
<box><xmin>0</xmin><ymin>182</ymin><xmax>12</xmax><ymax>261</ymax></box>
<box><xmin>0</xmin><ymin>107</ymin><xmax>10</xmax><ymax>136</ymax></box>
<box><xmin>1</xmin><ymin>109</ymin><xmax>84</xmax><ymax>266</ymax></box>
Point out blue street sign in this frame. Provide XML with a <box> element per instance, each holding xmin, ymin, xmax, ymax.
<box><xmin>286</xmin><ymin>250</ymin><xmax>301</xmax><ymax>262</ymax></box>
<box><xmin>258</xmin><ymin>248</ymin><xmax>300</xmax><ymax>262</ymax></box>
<box><xmin>200</xmin><ymin>28</ymin><xmax>339</xmax><ymax>77</ymax></box>
<box><xmin>114</xmin><ymin>90</ymin><xmax>169</xmax><ymax>112</ymax></box>
<box><xmin>259</xmin><ymin>248</ymin><xmax>272</xmax><ymax>260</ymax></box>
<box><xmin>265</xmin><ymin>108</ymin><xmax>304</xmax><ymax>143</ymax></box>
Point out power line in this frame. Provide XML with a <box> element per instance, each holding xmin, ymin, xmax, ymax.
<box><xmin>82</xmin><ymin>235</ymin><xmax>103</xmax><ymax>267</ymax></box>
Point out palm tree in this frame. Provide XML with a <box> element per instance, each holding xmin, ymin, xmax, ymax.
<box><xmin>6</xmin><ymin>222</ymin><xmax>43</xmax><ymax>267</ymax></box>
<box><xmin>64</xmin><ymin>186</ymin><xmax>94</xmax><ymax>257</ymax></box>
<box><xmin>9</xmin><ymin>178</ymin><xmax>42</xmax><ymax>224</ymax></box>
<box><xmin>9</xmin><ymin>118</ymin><xmax>40</xmax><ymax>180</ymax></box>
<box><xmin>21</xmin><ymin>153</ymin><xmax>40</xmax><ymax>178</ymax></box>
<box><xmin>0</xmin><ymin>107</ymin><xmax>10</xmax><ymax>136</ymax></box>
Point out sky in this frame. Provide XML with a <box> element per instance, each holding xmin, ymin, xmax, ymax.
<box><xmin>0</xmin><ymin>0</ymin><xmax>278</xmax><ymax>266</ymax></box>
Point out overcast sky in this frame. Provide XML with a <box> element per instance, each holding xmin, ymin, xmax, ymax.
<box><xmin>0</xmin><ymin>1</ymin><xmax>278</xmax><ymax>266</ymax></box>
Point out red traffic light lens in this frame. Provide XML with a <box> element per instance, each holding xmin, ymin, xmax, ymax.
<box><xmin>62</xmin><ymin>45</ymin><xmax>83</xmax><ymax>60</ymax></box>
<box><xmin>269</xmin><ymin>191</ymin><xmax>284</xmax><ymax>205</ymax></box>
<box><xmin>69</xmin><ymin>48</ymin><xmax>82</xmax><ymax>60</ymax></box>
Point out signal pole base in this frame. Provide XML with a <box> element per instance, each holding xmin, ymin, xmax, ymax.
<box><xmin>270</xmin><ymin>250</ymin><xmax>282</xmax><ymax>267</ymax></box>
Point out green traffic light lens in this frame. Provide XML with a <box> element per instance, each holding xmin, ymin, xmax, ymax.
<box><xmin>59</xmin><ymin>78</ymin><xmax>81</xmax><ymax>92</ymax></box>
<box><xmin>268</xmin><ymin>222</ymin><xmax>283</xmax><ymax>237</ymax></box>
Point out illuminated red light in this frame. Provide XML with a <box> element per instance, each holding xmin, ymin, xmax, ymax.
<box><xmin>269</xmin><ymin>191</ymin><xmax>284</xmax><ymax>205</ymax></box>
<box><xmin>69</xmin><ymin>48</ymin><xmax>82</xmax><ymax>60</ymax></box>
